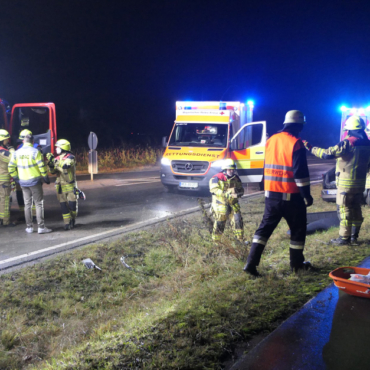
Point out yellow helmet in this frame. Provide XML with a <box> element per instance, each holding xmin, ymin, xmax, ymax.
<box><xmin>0</xmin><ymin>129</ymin><xmax>10</xmax><ymax>142</ymax></box>
<box><xmin>284</xmin><ymin>110</ymin><xmax>306</xmax><ymax>124</ymax></box>
<box><xmin>344</xmin><ymin>115</ymin><xmax>365</xmax><ymax>130</ymax></box>
<box><xmin>222</xmin><ymin>158</ymin><xmax>237</xmax><ymax>170</ymax></box>
<box><xmin>55</xmin><ymin>139</ymin><xmax>71</xmax><ymax>151</ymax></box>
<box><xmin>19</xmin><ymin>129</ymin><xmax>32</xmax><ymax>140</ymax></box>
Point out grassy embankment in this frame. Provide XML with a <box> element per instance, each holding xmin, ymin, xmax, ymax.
<box><xmin>74</xmin><ymin>147</ymin><xmax>162</xmax><ymax>173</ymax></box>
<box><xmin>1</xmin><ymin>185</ymin><xmax>370</xmax><ymax>369</ymax></box>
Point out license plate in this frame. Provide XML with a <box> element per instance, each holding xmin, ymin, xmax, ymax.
<box><xmin>179</xmin><ymin>182</ymin><xmax>198</xmax><ymax>188</ymax></box>
<box><xmin>325</xmin><ymin>190</ymin><xmax>337</xmax><ymax>195</ymax></box>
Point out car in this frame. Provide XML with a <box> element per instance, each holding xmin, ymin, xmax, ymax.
<box><xmin>321</xmin><ymin>166</ymin><xmax>370</xmax><ymax>205</ymax></box>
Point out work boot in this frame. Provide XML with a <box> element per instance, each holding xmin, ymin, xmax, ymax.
<box><xmin>330</xmin><ymin>237</ymin><xmax>351</xmax><ymax>245</ymax></box>
<box><xmin>243</xmin><ymin>263</ymin><xmax>261</xmax><ymax>277</ymax></box>
<box><xmin>292</xmin><ymin>261</ymin><xmax>314</xmax><ymax>273</ymax></box>
<box><xmin>351</xmin><ymin>236</ymin><xmax>359</xmax><ymax>244</ymax></box>
<box><xmin>64</xmin><ymin>224</ymin><xmax>71</xmax><ymax>231</ymax></box>
<box><xmin>70</xmin><ymin>219</ymin><xmax>75</xmax><ymax>229</ymax></box>
<box><xmin>2</xmin><ymin>222</ymin><xmax>16</xmax><ymax>227</ymax></box>
<box><xmin>38</xmin><ymin>227</ymin><xmax>52</xmax><ymax>234</ymax></box>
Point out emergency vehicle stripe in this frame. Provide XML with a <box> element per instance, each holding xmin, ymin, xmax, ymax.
<box><xmin>252</xmin><ymin>235</ymin><xmax>268</xmax><ymax>245</ymax></box>
<box><xmin>264</xmin><ymin>164</ymin><xmax>293</xmax><ymax>171</ymax></box>
<box><xmin>294</xmin><ymin>177</ymin><xmax>310</xmax><ymax>187</ymax></box>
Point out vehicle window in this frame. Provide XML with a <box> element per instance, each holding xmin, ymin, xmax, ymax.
<box><xmin>11</xmin><ymin>107</ymin><xmax>50</xmax><ymax>143</ymax></box>
<box><xmin>168</xmin><ymin>123</ymin><xmax>228</xmax><ymax>147</ymax></box>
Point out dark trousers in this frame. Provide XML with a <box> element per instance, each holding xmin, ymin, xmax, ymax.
<box><xmin>247</xmin><ymin>195</ymin><xmax>307</xmax><ymax>269</ymax></box>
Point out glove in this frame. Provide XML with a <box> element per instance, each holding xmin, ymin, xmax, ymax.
<box><xmin>302</xmin><ymin>140</ymin><xmax>313</xmax><ymax>152</ymax></box>
<box><xmin>43</xmin><ymin>176</ymin><xmax>50</xmax><ymax>185</ymax></box>
<box><xmin>46</xmin><ymin>153</ymin><xmax>54</xmax><ymax>161</ymax></box>
<box><xmin>304</xmin><ymin>195</ymin><xmax>313</xmax><ymax>207</ymax></box>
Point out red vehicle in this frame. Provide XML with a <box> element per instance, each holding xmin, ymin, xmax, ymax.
<box><xmin>0</xmin><ymin>98</ymin><xmax>57</xmax><ymax>154</ymax></box>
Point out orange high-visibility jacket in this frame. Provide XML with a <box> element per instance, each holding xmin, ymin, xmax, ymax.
<box><xmin>264</xmin><ymin>132</ymin><xmax>300</xmax><ymax>194</ymax></box>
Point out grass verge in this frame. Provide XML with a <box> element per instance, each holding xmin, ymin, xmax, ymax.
<box><xmin>74</xmin><ymin>147</ymin><xmax>163</xmax><ymax>173</ymax></box>
<box><xmin>1</xmin><ymin>185</ymin><xmax>370</xmax><ymax>369</ymax></box>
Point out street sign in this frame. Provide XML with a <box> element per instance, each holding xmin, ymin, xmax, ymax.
<box><xmin>88</xmin><ymin>132</ymin><xmax>98</xmax><ymax>150</ymax></box>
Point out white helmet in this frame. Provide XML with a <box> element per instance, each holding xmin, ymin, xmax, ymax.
<box><xmin>284</xmin><ymin>110</ymin><xmax>306</xmax><ymax>125</ymax></box>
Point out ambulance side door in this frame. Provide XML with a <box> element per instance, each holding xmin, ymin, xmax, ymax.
<box><xmin>230</xmin><ymin>121</ymin><xmax>266</xmax><ymax>183</ymax></box>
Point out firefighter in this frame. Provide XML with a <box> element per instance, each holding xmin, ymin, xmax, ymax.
<box><xmin>244</xmin><ymin>110</ymin><xmax>313</xmax><ymax>277</ymax></box>
<box><xmin>8</xmin><ymin>134</ymin><xmax>52</xmax><ymax>233</ymax></box>
<box><xmin>46</xmin><ymin>139</ymin><xmax>78</xmax><ymax>230</ymax></box>
<box><xmin>303</xmin><ymin>115</ymin><xmax>370</xmax><ymax>245</ymax></box>
<box><xmin>0</xmin><ymin>129</ymin><xmax>16</xmax><ymax>226</ymax></box>
<box><xmin>209</xmin><ymin>158</ymin><xmax>245</xmax><ymax>242</ymax></box>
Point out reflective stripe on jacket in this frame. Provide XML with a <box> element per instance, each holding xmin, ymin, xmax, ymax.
<box><xmin>264</xmin><ymin>132</ymin><xmax>308</xmax><ymax>194</ymax></box>
<box><xmin>8</xmin><ymin>143</ymin><xmax>47</xmax><ymax>187</ymax></box>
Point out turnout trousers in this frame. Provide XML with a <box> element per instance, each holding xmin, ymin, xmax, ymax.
<box><xmin>337</xmin><ymin>192</ymin><xmax>364</xmax><ymax>239</ymax></box>
<box><xmin>212</xmin><ymin>202</ymin><xmax>244</xmax><ymax>241</ymax></box>
<box><xmin>247</xmin><ymin>195</ymin><xmax>306</xmax><ymax>269</ymax></box>
<box><xmin>57</xmin><ymin>189</ymin><xmax>78</xmax><ymax>226</ymax></box>
<box><xmin>0</xmin><ymin>181</ymin><xmax>11</xmax><ymax>225</ymax></box>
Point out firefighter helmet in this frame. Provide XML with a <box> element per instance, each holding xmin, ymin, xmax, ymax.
<box><xmin>55</xmin><ymin>139</ymin><xmax>71</xmax><ymax>151</ymax></box>
<box><xmin>284</xmin><ymin>110</ymin><xmax>306</xmax><ymax>124</ymax></box>
<box><xmin>344</xmin><ymin>115</ymin><xmax>365</xmax><ymax>131</ymax></box>
<box><xmin>222</xmin><ymin>158</ymin><xmax>237</xmax><ymax>170</ymax></box>
<box><xmin>0</xmin><ymin>129</ymin><xmax>10</xmax><ymax>141</ymax></box>
<box><xmin>19</xmin><ymin>129</ymin><xmax>32</xmax><ymax>140</ymax></box>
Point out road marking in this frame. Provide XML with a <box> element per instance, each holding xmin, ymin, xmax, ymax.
<box><xmin>308</xmin><ymin>163</ymin><xmax>334</xmax><ymax>167</ymax></box>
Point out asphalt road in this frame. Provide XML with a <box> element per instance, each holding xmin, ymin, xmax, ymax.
<box><xmin>0</xmin><ymin>156</ymin><xmax>334</xmax><ymax>270</ymax></box>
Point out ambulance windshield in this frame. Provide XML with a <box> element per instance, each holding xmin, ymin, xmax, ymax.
<box><xmin>169</xmin><ymin>123</ymin><xmax>228</xmax><ymax>147</ymax></box>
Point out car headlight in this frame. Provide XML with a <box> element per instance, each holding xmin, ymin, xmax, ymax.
<box><xmin>211</xmin><ymin>159</ymin><xmax>226</xmax><ymax>168</ymax></box>
<box><xmin>161</xmin><ymin>157</ymin><xmax>171</xmax><ymax>165</ymax></box>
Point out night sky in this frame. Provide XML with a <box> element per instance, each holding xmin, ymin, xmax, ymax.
<box><xmin>1</xmin><ymin>0</ymin><xmax>370</xmax><ymax>148</ymax></box>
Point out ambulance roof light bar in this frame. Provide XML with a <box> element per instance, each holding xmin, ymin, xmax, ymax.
<box><xmin>340</xmin><ymin>106</ymin><xmax>370</xmax><ymax>115</ymax></box>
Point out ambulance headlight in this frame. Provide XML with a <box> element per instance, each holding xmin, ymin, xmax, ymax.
<box><xmin>161</xmin><ymin>157</ymin><xmax>171</xmax><ymax>166</ymax></box>
<box><xmin>211</xmin><ymin>160</ymin><xmax>226</xmax><ymax>168</ymax></box>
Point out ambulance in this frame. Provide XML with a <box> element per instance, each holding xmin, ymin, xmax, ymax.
<box><xmin>0</xmin><ymin>98</ymin><xmax>57</xmax><ymax>154</ymax></box>
<box><xmin>160</xmin><ymin>101</ymin><xmax>267</xmax><ymax>192</ymax></box>
<box><xmin>321</xmin><ymin>106</ymin><xmax>370</xmax><ymax>204</ymax></box>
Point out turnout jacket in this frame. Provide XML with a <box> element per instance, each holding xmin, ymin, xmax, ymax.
<box><xmin>312</xmin><ymin>136</ymin><xmax>370</xmax><ymax>193</ymax></box>
<box><xmin>0</xmin><ymin>145</ymin><xmax>14</xmax><ymax>183</ymax></box>
<box><xmin>209</xmin><ymin>172</ymin><xmax>244</xmax><ymax>206</ymax></box>
<box><xmin>48</xmin><ymin>152</ymin><xmax>76</xmax><ymax>193</ymax></box>
<box><xmin>8</xmin><ymin>143</ymin><xmax>48</xmax><ymax>187</ymax></box>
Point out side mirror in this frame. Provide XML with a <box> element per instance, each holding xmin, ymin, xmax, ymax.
<box><xmin>162</xmin><ymin>136</ymin><xmax>168</xmax><ymax>147</ymax></box>
<box><xmin>230</xmin><ymin>138</ymin><xmax>237</xmax><ymax>151</ymax></box>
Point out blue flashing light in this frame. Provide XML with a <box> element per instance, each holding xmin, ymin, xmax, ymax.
<box><xmin>340</xmin><ymin>106</ymin><xmax>348</xmax><ymax>112</ymax></box>
<box><xmin>366</xmin><ymin>106</ymin><xmax>370</xmax><ymax>111</ymax></box>
<box><xmin>219</xmin><ymin>102</ymin><xmax>227</xmax><ymax>110</ymax></box>
<box><xmin>247</xmin><ymin>100</ymin><xmax>254</xmax><ymax>107</ymax></box>
<box><xmin>184</xmin><ymin>106</ymin><xmax>192</xmax><ymax>110</ymax></box>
